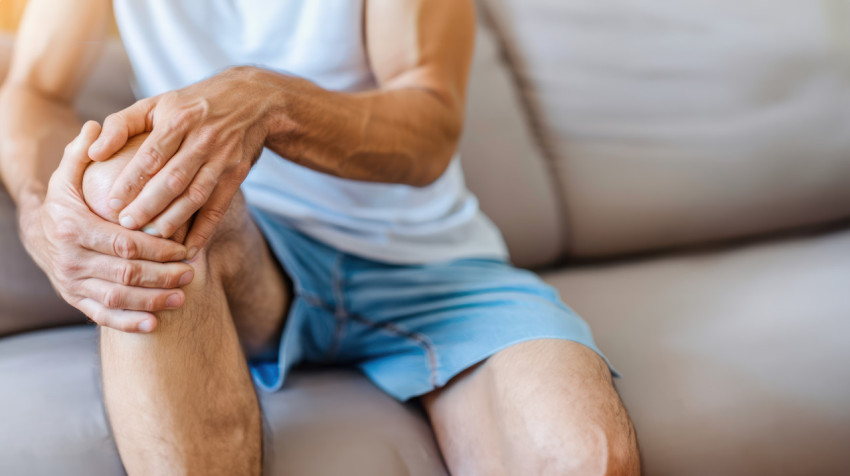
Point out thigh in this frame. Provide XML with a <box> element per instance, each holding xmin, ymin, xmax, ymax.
<box><xmin>341</xmin><ymin>258</ymin><xmax>615</xmax><ymax>402</ymax></box>
<box><xmin>207</xmin><ymin>192</ymin><xmax>291</xmax><ymax>359</ymax></box>
<box><xmin>422</xmin><ymin>339</ymin><xmax>639</xmax><ymax>475</ymax></box>
<box><xmin>334</xmin><ymin>257</ymin><xmax>637</xmax><ymax>473</ymax></box>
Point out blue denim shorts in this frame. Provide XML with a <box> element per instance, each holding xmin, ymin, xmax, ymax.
<box><xmin>248</xmin><ymin>208</ymin><xmax>616</xmax><ymax>401</ymax></box>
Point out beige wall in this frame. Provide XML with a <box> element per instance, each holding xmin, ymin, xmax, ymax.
<box><xmin>0</xmin><ymin>0</ymin><xmax>27</xmax><ymax>31</ymax></box>
<box><xmin>0</xmin><ymin>0</ymin><xmax>117</xmax><ymax>33</ymax></box>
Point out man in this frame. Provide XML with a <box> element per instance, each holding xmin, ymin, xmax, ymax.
<box><xmin>0</xmin><ymin>0</ymin><xmax>640</xmax><ymax>474</ymax></box>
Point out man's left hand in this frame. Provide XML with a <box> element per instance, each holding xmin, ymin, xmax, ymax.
<box><xmin>88</xmin><ymin>66</ymin><xmax>271</xmax><ymax>259</ymax></box>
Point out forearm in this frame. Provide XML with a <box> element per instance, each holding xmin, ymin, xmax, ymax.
<box><xmin>256</xmin><ymin>68</ymin><xmax>462</xmax><ymax>187</ymax></box>
<box><xmin>0</xmin><ymin>84</ymin><xmax>80</xmax><ymax>207</ymax></box>
<box><xmin>1</xmin><ymin>0</ymin><xmax>109</xmax><ymax>206</ymax></box>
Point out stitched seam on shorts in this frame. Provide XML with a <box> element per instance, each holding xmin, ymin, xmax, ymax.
<box><xmin>300</xmin><ymin>294</ymin><xmax>333</xmax><ymax>312</ymax></box>
<box><xmin>297</xmin><ymin>290</ymin><xmax>326</xmax><ymax>308</ymax></box>
<box><xmin>326</xmin><ymin>253</ymin><xmax>348</xmax><ymax>359</ymax></box>
<box><xmin>349</xmin><ymin>313</ymin><xmax>440</xmax><ymax>388</ymax></box>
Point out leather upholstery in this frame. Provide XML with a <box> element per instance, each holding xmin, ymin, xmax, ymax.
<box><xmin>544</xmin><ymin>225</ymin><xmax>850</xmax><ymax>475</ymax></box>
<box><xmin>0</xmin><ymin>185</ymin><xmax>85</xmax><ymax>336</ymax></box>
<box><xmin>482</xmin><ymin>0</ymin><xmax>850</xmax><ymax>258</ymax></box>
<box><xmin>0</xmin><ymin>327</ymin><xmax>446</xmax><ymax>476</ymax></box>
<box><xmin>460</xmin><ymin>23</ymin><xmax>567</xmax><ymax>268</ymax></box>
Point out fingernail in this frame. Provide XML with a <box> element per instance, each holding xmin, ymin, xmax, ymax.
<box><xmin>178</xmin><ymin>271</ymin><xmax>193</xmax><ymax>286</ymax></box>
<box><xmin>187</xmin><ymin>247</ymin><xmax>199</xmax><ymax>261</ymax></box>
<box><xmin>119</xmin><ymin>215</ymin><xmax>137</xmax><ymax>229</ymax></box>
<box><xmin>166</xmin><ymin>294</ymin><xmax>182</xmax><ymax>308</ymax></box>
<box><xmin>88</xmin><ymin>142</ymin><xmax>102</xmax><ymax>156</ymax></box>
<box><xmin>108</xmin><ymin>199</ymin><xmax>124</xmax><ymax>211</ymax></box>
<box><xmin>142</xmin><ymin>225</ymin><xmax>161</xmax><ymax>237</ymax></box>
<box><xmin>138</xmin><ymin>319</ymin><xmax>154</xmax><ymax>333</ymax></box>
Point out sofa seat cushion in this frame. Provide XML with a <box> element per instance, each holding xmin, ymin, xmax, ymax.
<box><xmin>484</xmin><ymin>0</ymin><xmax>850</xmax><ymax>258</ymax></box>
<box><xmin>544</xmin><ymin>226</ymin><xmax>850</xmax><ymax>476</ymax></box>
<box><xmin>0</xmin><ymin>327</ymin><xmax>445</xmax><ymax>476</ymax></box>
<box><xmin>0</xmin><ymin>184</ymin><xmax>84</xmax><ymax>336</ymax></box>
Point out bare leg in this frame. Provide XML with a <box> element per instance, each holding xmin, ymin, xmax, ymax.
<box><xmin>422</xmin><ymin>339</ymin><xmax>640</xmax><ymax>476</ymax></box>
<box><xmin>84</xmin><ymin>136</ymin><xmax>289</xmax><ymax>474</ymax></box>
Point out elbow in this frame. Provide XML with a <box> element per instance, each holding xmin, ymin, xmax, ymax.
<box><xmin>409</xmin><ymin>116</ymin><xmax>463</xmax><ymax>188</ymax></box>
<box><xmin>409</xmin><ymin>151</ymin><xmax>454</xmax><ymax>187</ymax></box>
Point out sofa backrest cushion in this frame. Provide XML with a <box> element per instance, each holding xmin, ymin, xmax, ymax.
<box><xmin>483</xmin><ymin>0</ymin><xmax>850</xmax><ymax>258</ymax></box>
<box><xmin>460</xmin><ymin>19</ymin><xmax>568</xmax><ymax>268</ymax></box>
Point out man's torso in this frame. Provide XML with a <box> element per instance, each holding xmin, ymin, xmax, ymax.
<box><xmin>112</xmin><ymin>0</ymin><xmax>508</xmax><ymax>264</ymax></box>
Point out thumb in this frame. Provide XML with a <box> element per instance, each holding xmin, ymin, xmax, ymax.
<box><xmin>55</xmin><ymin>121</ymin><xmax>102</xmax><ymax>186</ymax></box>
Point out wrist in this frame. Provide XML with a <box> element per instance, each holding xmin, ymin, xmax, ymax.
<box><xmin>14</xmin><ymin>180</ymin><xmax>47</xmax><ymax>266</ymax></box>
<box><xmin>224</xmin><ymin>66</ymin><xmax>275</xmax><ymax>135</ymax></box>
<box><xmin>16</xmin><ymin>180</ymin><xmax>45</xmax><ymax>225</ymax></box>
<box><xmin>234</xmin><ymin>66</ymin><xmax>302</xmax><ymax>145</ymax></box>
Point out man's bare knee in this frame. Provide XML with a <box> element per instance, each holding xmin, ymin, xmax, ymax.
<box><xmin>82</xmin><ymin>134</ymin><xmax>143</xmax><ymax>223</ymax></box>
<box><xmin>82</xmin><ymin>133</ymin><xmax>190</xmax><ymax>241</ymax></box>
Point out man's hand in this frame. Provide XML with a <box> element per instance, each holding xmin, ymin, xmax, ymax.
<box><xmin>85</xmin><ymin>0</ymin><xmax>477</xmax><ymax>261</ymax></box>
<box><xmin>88</xmin><ymin>67</ymin><xmax>270</xmax><ymax>259</ymax></box>
<box><xmin>20</xmin><ymin>122</ymin><xmax>193</xmax><ymax>333</ymax></box>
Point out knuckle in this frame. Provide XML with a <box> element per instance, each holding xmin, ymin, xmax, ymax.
<box><xmin>86</xmin><ymin>307</ymin><xmax>104</xmax><ymax>326</ymax></box>
<box><xmin>185</xmin><ymin>184</ymin><xmax>209</xmax><ymax>209</ymax></box>
<box><xmin>234</xmin><ymin>162</ymin><xmax>252</xmax><ymax>179</ymax></box>
<box><xmin>152</xmin><ymin>217</ymin><xmax>179</xmax><ymax>239</ymax></box>
<box><xmin>55</xmin><ymin>256</ymin><xmax>77</xmax><ymax>276</ymax></box>
<box><xmin>103</xmin><ymin>286</ymin><xmax>122</xmax><ymax>309</ymax></box>
<box><xmin>103</xmin><ymin>112</ymin><xmax>125</xmax><ymax>129</ymax></box>
<box><xmin>139</xmin><ymin>147</ymin><xmax>165</xmax><ymax>171</ymax></box>
<box><xmin>225</xmin><ymin>171</ymin><xmax>246</xmax><ymax>188</ymax></box>
<box><xmin>53</xmin><ymin>218</ymin><xmax>79</xmax><ymax>242</ymax></box>
<box><xmin>147</xmin><ymin>295</ymin><xmax>161</xmax><ymax>311</ymax></box>
<box><xmin>157</xmin><ymin>269</ymin><xmax>175</xmax><ymax>288</ymax></box>
<box><xmin>112</xmin><ymin>234</ymin><xmax>139</xmax><ymax>260</ymax></box>
<box><xmin>164</xmin><ymin>169</ymin><xmax>188</xmax><ymax>195</ymax></box>
<box><xmin>119</xmin><ymin>262</ymin><xmax>138</xmax><ymax>286</ymax></box>
<box><xmin>119</xmin><ymin>179</ymin><xmax>137</xmax><ymax>197</ymax></box>
<box><xmin>168</xmin><ymin>108</ymin><xmax>194</xmax><ymax>132</ymax></box>
<box><xmin>195</xmin><ymin>127</ymin><xmax>217</xmax><ymax>149</ymax></box>
<box><xmin>203</xmin><ymin>206</ymin><xmax>227</xmax><ymax>227</ymax></box>
<box><xmin>196</xmin><ymin>98</ymin><xmax>211</xmax><ymax>115</ymax></box>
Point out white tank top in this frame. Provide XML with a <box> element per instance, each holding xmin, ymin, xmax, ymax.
<box><xmin>112</xmin><ymin>0</ymin><xmax>507</xmax><ymax>264</ymax></box>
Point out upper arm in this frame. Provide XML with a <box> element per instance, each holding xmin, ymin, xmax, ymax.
<box><xmin>6</xmin><ymin>0</ymin><xmax>110</xmax><ymax>102</ymax></box>
<box><xmin>365</xmin><ymin>0</ymin><xmax>476</xmax><ymax>115</ymax></box>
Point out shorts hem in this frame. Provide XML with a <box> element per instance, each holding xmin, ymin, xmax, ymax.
<box><xmin>365</xmin><ymin>334</ymin><xmax>620</xmax><ymax>402</ymax></box>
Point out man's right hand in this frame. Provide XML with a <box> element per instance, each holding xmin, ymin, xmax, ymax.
<box><xmin>19</xmin><ymin>122</ymin><xmax>193</xmax><ymax>333</ymax></box>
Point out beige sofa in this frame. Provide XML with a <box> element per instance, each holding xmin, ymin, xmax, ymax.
<box><xmin>2</xmin><ymin>1</ymin><xmax>849</xmax><ymax>475</ymax></box>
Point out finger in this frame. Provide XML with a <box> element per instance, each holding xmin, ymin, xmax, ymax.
<box><xmin>88</xmin><ymin>98</ymin><xmax>156</xmax><ymax>161</ymax></box>
<box><xmin>77</xmin><ymin>297</ymin><xmax>158</xmax><ymax>333</ymax></box>
<box><xmin>81</xmin><ymin>219</ymin><xmax>188</xmax><ymax>262</ymax></box>
<box><xmin>108</xmin><ymin>126</ymin><xmax>190</xmax><ymax>223</ymax></box>
<box><xmin>141</xmin><ymin>164</ymin><xmax>220</xmax><ymax>239</ymax></box>
<box><xmin>184</xmin><ymin>179</ymin><xmax>239</xmax><ymax>259</ymax></box>
<box><xmin>83</xmin><ymin>252</ymin><xmax>195</xmax><ymax>289</ymax></box>
<box><xmin>81</xmin><ymin>278</ymin><xmax>185</xmax><ymax>312</ymax></box>
<box><xmin>55</xmin><ymin>121</ymin><xmax>103</xmax><ymax>185</ymax></box>
<box><xmin>117</xmin><ymin>139</ymin><xmax>213</xmax><ymax>234</ymax></box>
